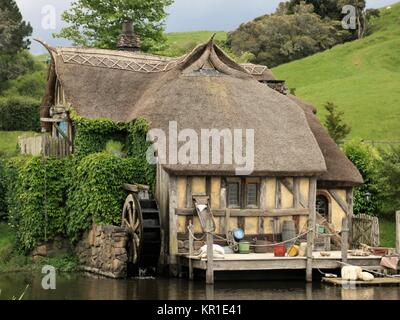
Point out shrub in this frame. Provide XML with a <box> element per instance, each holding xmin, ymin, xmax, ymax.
<box><xmin>67</xmin><ymin>153</ymin><xmax>130</xmax><ymax>241</ymax></box>
<box><xmin>375</xmin><ymin>146</ymin><xmax>400</xmax><ymax>217</ymax></box>
<box><xmin>0</xmin><ymin>160</ymin><xmax>7</xmax><ymax>220</ymax></box>
<box><xmin>342</xmin><ymin>139</ymin><xmax>380</xmax><ymax>215</ymax></box>
<box><xmin>0</xmin><ymin>96</ymin><xmax>41</xmax><ymax>131</ymax></box>
<box><xmin>4</xmin><ymin>156</ymin><xmax>70</xmax><ymax>253</ymax></box>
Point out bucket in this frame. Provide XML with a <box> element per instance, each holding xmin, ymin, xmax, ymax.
<box><xmin>298</xmin><ymin>242</ymin><xmax>307</xmax><ymax>257</ymax></box>
<box><xmin>282</xmin><ymin>221</ymin><xmax>296</xmax><ymax>249</ymax></box>
<box><xmin>317</xmin><ymin>225</ymin><xmax>325</xmax><ymax>234</ymax></box>
<box><xmin>287</xmin><ymin>245</ymin><xmax>299</xmax><ymax>257</ymax></box>
<box><xmin>238</xmin><ymin>241</ymin><xmax>250</xmax><ymax>254</ymax></box>
<box><xmin>274</xmin><ymin>244</ymin><xmax>286</xmax><ymax>257</ymax></box>
<box><xmin>254</xmin><ymin>240</ymin><xmax>273</xmax><ymax>253</ymax></box>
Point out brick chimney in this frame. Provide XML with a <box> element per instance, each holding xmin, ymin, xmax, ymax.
<box><xmin>117</xmin><ymin>20</ymin><xmax>141</xmax><ymax>52</ymax></box>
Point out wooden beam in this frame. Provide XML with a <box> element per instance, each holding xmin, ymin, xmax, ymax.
<box><xmin>396</xmin><ymin>211</ymin><xmax>400</xmax><ymax>255</ymax></box>
<box><xmin>341</xmin><ymin>217</ymin><xmax>349</xmax><ymax>263</ymax></box>
<box><xmin>188</xmin><ymin>221</ymin><xmax>194</xmax><ymax>280</ymax></box>
<box><xmin>293</xmin><ymin>177</ymin><xmax>300</xmax><ymax>208</ymax></box>
<box><xmin>175</xmin><ymin>208</ymin><xmax>310</xmax><ymax>217</ymax></box>
<box><xmin>346</xmin><ymin>189</ymin><xmax>354</xmax><ymax>249</ymax></box>
<box><xmin>169</xmin><ymin>176</ymin><xmax>178</xmax><ymax>275</ymax></box>
<box><xmin>275</xmin><ymin>178</ymin><xmax>282</xmax><ymax>209</ymax></box>
<box><xmin>306</xmin><ymin>177</ymin><xmax>317</xmax><ymax>282</ymax></box>
<box><xmin>186</xmin><ymin>177</ymin><xmax>192</xmax><ymax>208</ymax></box>
<box><xmin>40</xmin><ymin>117</ymin><xmax>66</xmax><ymax>123</ymax></box>
<box><xmin>281</xmin><ymin>178</ymin><xmax>307</xmax><ymax>208</ymax></box>
<box><xmin>328</xmin><ymin>189</ymin><xmax>349</xmax><ymax>214</ymax></box>
<box><xmin>206</xmin><ymin>219</ymin><xmax>214</xmax><ymax>284</ymax></box>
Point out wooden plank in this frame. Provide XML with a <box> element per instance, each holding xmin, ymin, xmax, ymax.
<box><xmin>175</xmin><ymin>208</ymin><xmax>310</xmax><ymax>217</ymax></box>
<box><xmin>275</xmin><ymin>178</ymin><xmax>282</xmax><ymax>209</ymax></box>
<box><xmin>186</xmin><ymin>177</ymin><xmax>192</xmax><ymax>208</ymax></box>
<box><xmin>206</xmin><ymin>218</ymin><xmax>214</xmax><ymax>284</ymax></box>
<box><xmin>40</xmin><ymin>117</ymin><xmax>64</xmax><ymax>123</ymax></box>
<box><xmin>306</xmin><ymin>177</ymin><xmax>317</xmax><ymax>282</ymax></box>
<box><xmin>322</xmin><ymin>277</ymin><xmax>400</xmax><ymax>286</ymax></box>
<box><xmin>329</xmin><ymin>189</ymin><xmax>349</xmax><ymax>214</ymax></box>
<box><xmin>293</xmin><ymin>177</ymin><xmax>301</xmax><ymax>208</ymax></box>
<box><xmin>397</xmin><ymin>211</ymin><xmax>400</xmax><ymax>255</ymax></box>
<box><xmin>341</xmin><ymin>217</ymin><xmax>349</xmax><ymax>263</ymax></box>
<box><xmin>169</xmin><ymin>176</ymin><xmax>178</xmax><ymax>273</ymax></box>
<box><xmin>258</xmin><ymin>217</ymin><xmax>264</xmax><ymax>235</ymax></box>
<box><xmin>346</xmin><ymin>189</ymin><xmax>354</xmax><ymax>248</ymax></box>
<box><xmin>53</xmin><ymin>123</ymin><xmax>72</xmax><ymax>145</ymax></box>
<box><xmin>225</xmin><ymin>209</ymin><xmax>230</xmax><ymax>237</ymax></box>
<box><xmin>188</xmin><ymin>222</ymin><xmax>194</xmax><ymax>280</ymax></box>
<box><xmin>220</xmin><ymin>177</ymin><xmax>227</xmax><ymax>209</ymax></box>
<box><xmin>238</xmin><ymin>216</ymin><xmax>245</xmax><ymax>231</ymax></box>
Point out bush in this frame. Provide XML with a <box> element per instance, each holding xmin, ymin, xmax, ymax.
<box><xmin>342</xmin><ymin>139</ymin><xmax>380</xmax><ymax>215</ymax></box>
<box><xmin>4</xmin><ymin>156</ymin><xmax>70</xmax><ymax>253</ymax></box>
<box><xmin>0</xmin><ymin>160</ymin><xmax>7</xmax><ymax>220</ymax></box>
<box><xmin>0</xmin><ymin>96</ymin><xmax>41</xmax><ymax>131</ymax></box>
<box><xmin>67</xmin><ymin>153</ymin><xmax>131</xmax><ymax>241</ymax></box>
<box><xmin>375</xmin><ymin>146</ymin><xmax>400</xmax><ymax>217</ymax></box>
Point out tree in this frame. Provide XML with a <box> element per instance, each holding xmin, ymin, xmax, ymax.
<box><xmin>0</xmin><ymin>0</ymin><xmax>32</xmax><ymax>54</ymax></box>
<box><xmin>227</xmin><ymin>3</ymin><xmax>348</xmax><ymax>67</ymax></box>
<box><xmin>343</xmin><ymin>140</ymin><xmax>379</xmax><ymax>215</ymax></box>
<box><xmin>324</xmin><ymin>102</ymin><xmax>351</xmax><ymax>145</ymax></box>
<box><xmin>54</xmin><ymin>0</ymin><xmax>173</xmax><ymax>52</ymax></box>
<box><xmin>278</xmin><ymin>0</ymin><xmax>343</xmax><ymax>20</ymax></box>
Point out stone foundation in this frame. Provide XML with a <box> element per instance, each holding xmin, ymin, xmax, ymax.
<box><xmin>75</xmin><ymin>224</ymin><xmax>129</xmax><ymax>279</ymax></box>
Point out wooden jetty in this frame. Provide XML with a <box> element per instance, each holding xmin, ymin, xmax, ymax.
<box><xmin>322</xmin><ymin>277</ymin><xmax>400</xmax><ymax>286</ymax></box>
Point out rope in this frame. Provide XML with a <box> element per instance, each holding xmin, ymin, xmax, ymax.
<box><xmin>187</xmin><ymin>224</ymin><xmax>313</xmax><ymax>248</ymax></box>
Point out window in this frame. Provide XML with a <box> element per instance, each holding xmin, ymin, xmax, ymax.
<box><xmin>226</xmin><ymin>178</ymin><xmax>259</xmax><ymax>208</ymax></box>
<box><xmin>227</xmin><ymin>182</ymin><xmax>240</xmax><ymax>208</ymax></box>
<box><xmin>246</xmin><ymin>183</ymin><xmax>258</xmax><ymax>208</ymax></box>
<box><xmin>316</xmin><ymin>195</ymin><xmax>329</xmax><ymax>221</ymax></box>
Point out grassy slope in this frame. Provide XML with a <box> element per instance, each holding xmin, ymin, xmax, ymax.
<box><xmin>273</xmin><ymin>3</ymin><xmax>400</xmax><ymax>141</ymax></box>
<box><xmin>157</xmin><ymin>31</ymin><xmax>227</xmax><ymax>57</ymax></box>
<box><xmin>0</xmin><ymin>131</ymin><xmax>35</xmax><ymax>156</ymax></box>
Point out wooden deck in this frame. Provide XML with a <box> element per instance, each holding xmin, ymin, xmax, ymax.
<box><xmin>179</xmin><ymin>251</ymin><xmax>384</xmax><ymax>272</ymax></box>
<box><xmin>322</xmin><ymin>277</ymin><xmax>400</xmax><ymax>286</ymax></box>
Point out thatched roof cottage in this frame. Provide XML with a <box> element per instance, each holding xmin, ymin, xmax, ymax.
<box><xmin>38</xmin><ymin>23</ymin><xmax>363</xmax><ymax>277</ymax></box>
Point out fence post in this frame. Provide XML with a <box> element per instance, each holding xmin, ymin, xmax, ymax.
<box><xmin>188</xmin><ymin>221</ymin><xmax>194</xmax><ymax>280</ymax></box>
<box><xmin>306</xmin><ymin>177</ymin><xmax>317</xmax><ymax>282</ymax></box>
<box><xmin>341</xmin><ymin>217</ymin><xmax>349</xmax><ymax>263</ymax></box>
<box><xmin>396</xmin><ymin>211</ymin><xmax>400</xmax><ymax>255</ymax></box>
<box><xmin>206</xmin><ymin>218</ymin><xmax>214</xmax><ymax>285</ymax></box>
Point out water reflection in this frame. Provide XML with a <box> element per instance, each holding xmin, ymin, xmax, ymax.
<box><xmin>0</xmin><ymin>273</ymin><xmax>399</xmax><ymax>300</ymax></box>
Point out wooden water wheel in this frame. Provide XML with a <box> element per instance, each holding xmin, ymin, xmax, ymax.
<box><xmin>122</xmin><ymin>193</ymin><xmax>143</xmax><ymax>265</ymax></box>
<box><xmin>121</xmin><ymin>184</ymin><xmax>162</xmax><ymax>272</ymax></box>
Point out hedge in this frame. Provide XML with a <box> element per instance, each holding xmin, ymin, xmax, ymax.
<box><xmin>0</xmin><ymin>96</ymin><xmax>41</xmax><ymax>131</ymax></box>
<box><xmin>4</xmin><ymin>156</ymin><xmax>70</xmax><ymax>253</ymax></box>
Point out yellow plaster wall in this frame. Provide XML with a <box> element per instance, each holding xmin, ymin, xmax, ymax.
<box><xmin>330</xmin><ymin>189</ymin><xmax>347</xmax><ymax>231</ymax></box>
<box><xmin>266</xmin><ymin>178</ymin><xmax>276</xmax><ymax>209</ymax></box>
<box><xmin>281</xmin><ymin>178</ymin><xmax>294</xmax><ymax>209</ymax></box>
<box><xmin>210</xmin><ymin>177</ymin><xmax>221</xmax><ymax>209</ymax></box>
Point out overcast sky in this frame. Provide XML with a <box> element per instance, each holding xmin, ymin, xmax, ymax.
<box><xmin>15</xmin><ymin>0</ymin><xmax>398</xmax><ymax>54</ymax></box>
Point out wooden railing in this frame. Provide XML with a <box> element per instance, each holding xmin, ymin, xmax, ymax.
<box><xmin>18</xmin><ymin>134</ymin><xmax>71</xmax><ymax>158</ymax></box>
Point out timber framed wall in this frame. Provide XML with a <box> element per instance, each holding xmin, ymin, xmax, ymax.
<box><xmin>168</xmin><ymin>176</ymin><xmax>317</xmax><ymax>256</ymax></box>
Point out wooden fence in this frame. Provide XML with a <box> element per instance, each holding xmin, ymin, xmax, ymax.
<box><xmin>18</xmin><ymin>134</ymin><xmax>71</xmax><ymax>158</ymax></box>
<box><xmin>351</xmin><ymin>214</ymin><xmax>379</xmax><ymax>248</ymax></box>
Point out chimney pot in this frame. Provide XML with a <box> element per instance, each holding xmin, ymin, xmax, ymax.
<box><xmin>117</xmin><ymin>20</ymin><xmax>141</xmax><ymax>52</ymax></box>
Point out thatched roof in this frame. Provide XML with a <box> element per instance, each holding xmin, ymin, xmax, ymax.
<box><xmin>40</xmin><ymin>38</ymin><xmax>335</xmax><ymax>177</ymax></box>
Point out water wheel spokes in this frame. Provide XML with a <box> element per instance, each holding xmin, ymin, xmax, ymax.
<box><xmin>122</xmin><ymin>194</ymin><xmax>143</xmax><ymax>265</ymax></box>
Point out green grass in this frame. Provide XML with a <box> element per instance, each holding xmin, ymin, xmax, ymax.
<box><xmin>0</xmin><ymin>131</ymin><xmax>35</xmax><ymax>157</ymax></box>
<box><xmin>273</xmin><ymin>3</ymin><xmax>400</xmax><ymax>141</ymax></box>
<box><xmin>157</xmin><ymin>31</ymin><xmax>227</xmax><ymax>57</ymax></box>
<box><xmin>0</xmin><ymin>223</ymin><xmax>79</xmax><ymax>273</ymax></box>
<box><xmin>380</xmin><ymin>218</ymin><xmax>396</xmax><ymax>248</ymax></box>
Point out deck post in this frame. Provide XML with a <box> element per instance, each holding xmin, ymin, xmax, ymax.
<box><xmin>306</xmin><ymin>177</ymin><xmax>317</xmax><ymax>282</ymax></box>
<box><xmin>346</xmin><ymin>189</ymin><xmax>354</xmax><ymax>249</ymax></box>
<box><xmin>206</xmin><ymin>218</ymin><xmax>214</xmax><ymax>285</ymax></box>
<box><xmin>188</xmin><ymin>221</ymin><xmax>194</xmax><ymax>280</ymax></box>
<box><xmin>341</xmin><ymin>217</ymin><xmax>349</xmax><ymax>263</ymax></box>
<box><xmin>396</xmin><ymin>211</ymin><xmax>400</xmax><ymax>255</ymax></box>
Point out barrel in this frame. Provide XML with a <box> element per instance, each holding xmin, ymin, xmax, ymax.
<box><xmin>282</xmin><ymin>221</ymin><xmax>296</xmax><ymax>249</ymax></box>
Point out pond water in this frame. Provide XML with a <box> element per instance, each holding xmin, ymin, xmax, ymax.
<box><xmin>0</xmin><ymin>272</ymin><xmax>399</xmax><ymax>300</ymax></box>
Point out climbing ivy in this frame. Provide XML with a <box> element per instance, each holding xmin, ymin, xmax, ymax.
<box><xmin>4</xmin><ymin>156</ymin><xmax>70</xmax><ymax>253</ymax></box>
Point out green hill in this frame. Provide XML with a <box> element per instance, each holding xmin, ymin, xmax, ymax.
<box><xmin>158</xmin><ymin>31</ymin><xmax>227</xmax><ymax>57</ymax></box>
<box><xmin>273</xmin><ymin>3</ymin><xmax>400</xmax><ymax>141</ymax></box>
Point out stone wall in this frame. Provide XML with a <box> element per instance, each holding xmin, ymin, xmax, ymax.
<box><xmin>75</xmin><ymin>224</ymin><xmax>129</xmax><ymax>279</ymax></box>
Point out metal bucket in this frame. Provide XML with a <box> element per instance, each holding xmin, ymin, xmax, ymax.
<box><xmin>282</xmin><ymin>221</ymin><xmax>296</xmax><ymax>249</ymax></box>
<box><xmin>238</xmin><ymin>241</ymin><xmax>250</xmax><ymax>254</ymax></box>
<box><xmin>254</xmin><ymin>240</ymin><xmax>272</xmax><ymax>253</ymax></box>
